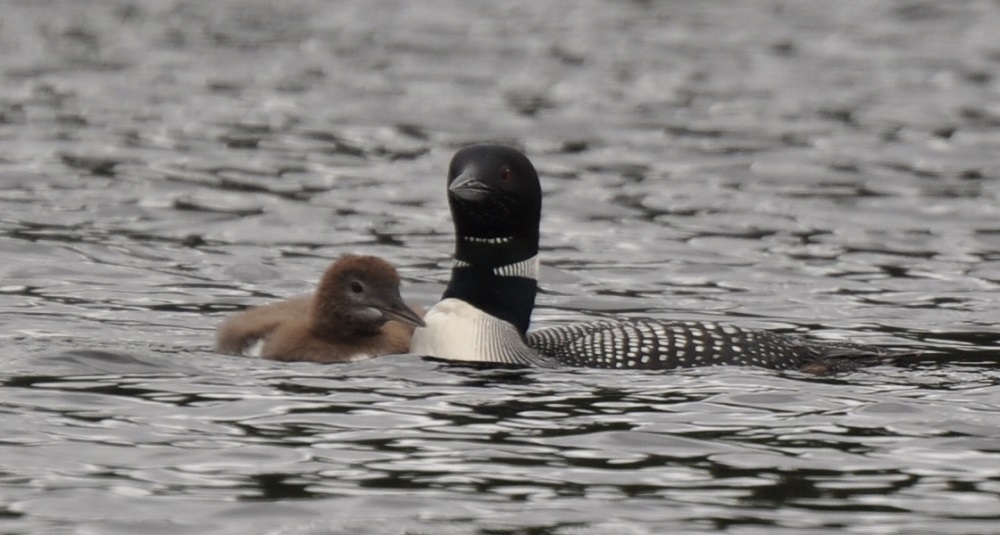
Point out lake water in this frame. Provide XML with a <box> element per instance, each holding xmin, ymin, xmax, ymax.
<box><xmin>2</xmin><ymin>1</ymin><xmax>1000</xmax><ymax>533</ymax></box>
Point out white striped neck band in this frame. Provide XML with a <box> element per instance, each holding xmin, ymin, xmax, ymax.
<box><xmin>453</xmin><ymin>255</ymin><xmax>539</xmax><ymax>279</ymax></box>
<box><xmin>462</xmin><ymin>235</ymin><xmax>514</xmax><ymax>245</ymax></box>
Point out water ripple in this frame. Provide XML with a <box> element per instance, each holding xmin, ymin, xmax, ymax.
<box><xmin>3</xmin><ymin>0</ymin><xmax>1000</xmax><ymax>533</ymax></box>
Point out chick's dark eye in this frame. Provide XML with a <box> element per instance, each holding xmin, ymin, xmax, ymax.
<box><xmin>499</xmin><ymin>166</ymin><xmax>513</xmax><ymax>183</ymax></box>
<box><xmin>350</xmin><ymin>281</ymin><xmax>364</xmax><ymax>294</ymax></box>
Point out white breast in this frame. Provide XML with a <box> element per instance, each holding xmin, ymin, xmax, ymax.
<box><xmin>411</xmin><ymin>298</ymin><xmax>557</xmax><ymax>367</ymax></box>
<box><xmin>410</xmin><ymin>298</ymin><xmax>489</xmax><ymax>361</ymax></box>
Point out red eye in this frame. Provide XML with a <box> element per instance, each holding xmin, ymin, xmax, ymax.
<box><xmin>499</xmin><ymin>166</ymin><xmax>513</xmax><ymax>183</ymax></box>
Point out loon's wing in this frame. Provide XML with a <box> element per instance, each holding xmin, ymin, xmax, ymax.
<box><xmin>793</xmin><ymin>341</ymin><xmax>923</xmax><ymax>374</ymax></box>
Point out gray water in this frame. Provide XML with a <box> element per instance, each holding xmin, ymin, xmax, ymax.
<box><xmin>2</xmin><ymin>1</ymin><xmax>1000</xmax><ymax>533</ymax></box>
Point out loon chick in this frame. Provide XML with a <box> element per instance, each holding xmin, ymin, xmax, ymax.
<box><xmin>216</xmin><ymin>254</ymin><xmax>425</xmax><ymax>363</ymax></box>
<box><xmin>410</xmin><ymin>144</ymin><xmax>915</xmax><ymax>373</ymax></box>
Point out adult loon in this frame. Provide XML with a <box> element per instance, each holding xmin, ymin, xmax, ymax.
<box><xmin>409</xmin><ymin>144</ymin><xmax>916</xmax><ymax>373</ymax></box>
<box><xmin>216</xmin><ymin>254</ymin><xmax>425</xmax><ymax>363</ymax></box>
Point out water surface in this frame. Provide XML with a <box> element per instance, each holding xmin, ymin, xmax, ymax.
<box><xmin>2</xmin><ymin>1</ymin><xmax>1000</xmax><ymax>533</ymax></box>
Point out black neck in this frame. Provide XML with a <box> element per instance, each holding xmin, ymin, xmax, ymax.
<box><xmin>442</xmin><ymin>265</ymin><xmax>537</xmax><ymax>335</ymax></box>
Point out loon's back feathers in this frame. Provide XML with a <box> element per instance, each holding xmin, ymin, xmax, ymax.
<box><xmin>410</xmin><ymin>144</ymin><xmax>917</xmax><ymax>374</ymax></box>
<box><xmin>527</xmin><ymin>319</ymin><xmax>918</xmax><ymax>372</ymax></box>
<box><xmin>527</xmin><ymin>320</ymin><xmax>803</xmax><ymax>370</ymax></box>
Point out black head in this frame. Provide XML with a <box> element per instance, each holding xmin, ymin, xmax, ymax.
<box><xmin>442</xmin><ymin>145</ymin><xmax>542</xmax><ymax>335</ymax></box>
<box><xmin>447</xmin><ymin>144</ymin><xmax>541</xmax><ymax>268</ymax></box>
